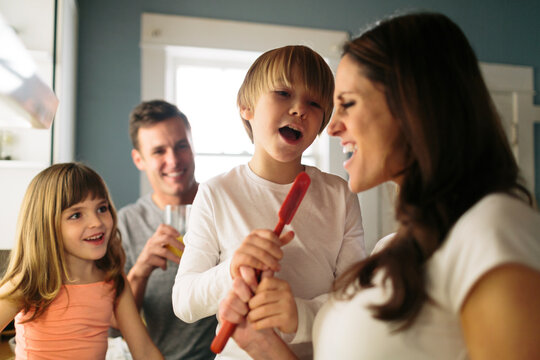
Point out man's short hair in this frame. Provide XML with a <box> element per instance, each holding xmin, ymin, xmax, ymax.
<box><xmin>129</xmin><ymin>100</ymin><xmax>191</xmax><ymax>150</ymax></box>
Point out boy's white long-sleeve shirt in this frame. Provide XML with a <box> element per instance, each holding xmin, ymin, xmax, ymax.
<box><xmin>172</xmin><ymin>164</ymin><xmax>365</xmax><ymax>359</ymax></box>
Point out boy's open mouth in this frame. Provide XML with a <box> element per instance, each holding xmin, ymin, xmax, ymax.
<box><xmin>279</xmin><ymin>126</ymin><xmax>302</xmax><ymax>141</ymax></box>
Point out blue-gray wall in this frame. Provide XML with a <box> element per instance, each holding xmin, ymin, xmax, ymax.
<box><xmin>76</xmin><ymin>0</ymin><xmax>540</xmax><ymax>209</ymax></box>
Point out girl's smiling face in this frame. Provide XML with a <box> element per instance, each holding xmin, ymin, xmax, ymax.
<box><xmin>61</xmin><ymin>195</ymin><xmax>112</xmax><ymax>264</ymax></box>
<box><xmin>327</xmin><ymin>55</ymin><xmax>406</xmax><ymax>193</ymax></box>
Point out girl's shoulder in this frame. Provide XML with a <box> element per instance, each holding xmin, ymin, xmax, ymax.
<box><xmin>0</xmin><ymin>279</ymin><xmax>16</xmax><ymax>299</ymax></box>
<box><xmin>0</xmin><ymin>277</ymin><xmax>24</xmax><ymax>322</ymax></box>
<box><xmin>0</xmin><ymin>273</ymin><xmax>23</xmax><ymax>299</ymax></box>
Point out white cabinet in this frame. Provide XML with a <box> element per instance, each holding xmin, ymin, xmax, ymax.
<box><xmin>481</xmin><ymin>63</ymin><xmax>537</xmax><ymax>193</ymax></box>
<box><xmin>0</xmin><ymin>0</ymin><xmax>78</xmax><ymax>249</ymax></box>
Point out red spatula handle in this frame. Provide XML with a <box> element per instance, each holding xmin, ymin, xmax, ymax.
<box><xmin>210</xmin><ymin>172</ymin><xmax>311</xmax><ymax>354</ymax></box>
<box><xmin>210</xmin><ymin>321</ymin><xmax>236</xmax><ymax>354</ymax></box>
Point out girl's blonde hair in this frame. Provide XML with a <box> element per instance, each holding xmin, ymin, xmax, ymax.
<box><xmin>237</xmin><ymin>45</ymin><xmax>335</xmax><ymax>142</ymax></box>
<box><xmin>0</xmin><ymin>162</ymin><xmax>125</xmax><ymax>321</ymax></box>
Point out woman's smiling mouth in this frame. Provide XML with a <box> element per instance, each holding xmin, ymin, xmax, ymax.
<box><xmin>343</xmin><ymin>143</ymin><xmax>357</xmax><ymax>155</ymax></box>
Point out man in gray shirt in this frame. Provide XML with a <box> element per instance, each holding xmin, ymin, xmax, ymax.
<box><xmin>116</xmin><ymin>100</ymin><xmax>216</xmax><ymax>359</ymax></box>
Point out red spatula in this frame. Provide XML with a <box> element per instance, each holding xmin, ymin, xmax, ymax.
<box><xmin>210</xmin><ymin>171</ymin><xmax>311</xmax><ymax>354</ymax></box>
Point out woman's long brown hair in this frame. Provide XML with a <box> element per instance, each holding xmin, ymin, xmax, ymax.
<box><xmin>334</xmin><ymin>12</ymin><xmax>532</xmax><ymax>328</ymax></box>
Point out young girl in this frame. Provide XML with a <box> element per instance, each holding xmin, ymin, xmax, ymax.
<box><xmin>0</xmin><ymin>162</ymin><xmax>163</xmax><ymax>360</ymax></box>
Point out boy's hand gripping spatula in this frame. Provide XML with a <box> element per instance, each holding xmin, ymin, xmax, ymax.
<box><xmin>210</xmin><ymin>171</ymin><xmax>311</xmax><ymax>354</ymax></box>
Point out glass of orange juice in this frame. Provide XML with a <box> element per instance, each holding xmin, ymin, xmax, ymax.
<box><xmin>163</xmin><ymin>204</ymin><xmax>191</xmax><ymax>257</ymax></box>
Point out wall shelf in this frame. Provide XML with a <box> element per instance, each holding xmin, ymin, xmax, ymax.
<box><xmin>0</xmin><ymin>160</ymin><xmax>49</xmax><ymax>169</ymax></box>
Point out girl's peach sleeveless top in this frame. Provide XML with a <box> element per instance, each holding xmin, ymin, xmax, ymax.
<box><xmin>14</xmin><ymin>281</ymin><xmax>115</xmax><ymax>360</ymax></box>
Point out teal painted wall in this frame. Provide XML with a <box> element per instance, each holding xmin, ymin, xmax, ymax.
<box><xmin>76</xmin><ymin>0</ymin><xmax>540</xmax><ymax>208</ymax></box>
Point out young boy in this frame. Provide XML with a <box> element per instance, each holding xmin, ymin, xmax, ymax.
<box><xmin>172</xmin><ymin>45</ymin><xmax>365</xmax><ymax>359</ymax></box>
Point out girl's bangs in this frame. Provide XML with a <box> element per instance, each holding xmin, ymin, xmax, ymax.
<box><xmin>61</xmin><ymin>166</ymin><xmax>108</xmax><ymax>210</ymax></box>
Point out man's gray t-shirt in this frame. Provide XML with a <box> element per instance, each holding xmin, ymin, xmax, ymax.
<box><xmin>117</xmin><ymin>194</ymin><xmax>217</xmax><ymax>360</ymax></box>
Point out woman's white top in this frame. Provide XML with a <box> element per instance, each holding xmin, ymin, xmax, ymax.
<box><xmin>313</xmin><ymin>193</ymin><xmax>540</xmax><ymax>359</ymax></box>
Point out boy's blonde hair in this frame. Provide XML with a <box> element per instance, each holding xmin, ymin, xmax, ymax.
<box><xmin>237</xmin><ymin>45</ymin><xmax>335</xmax><ymax>142</ymax></box>
<box><xmin>0</xmin><ymin>162</ymin><xmax>125</xmax><ymax>321</ymax></box>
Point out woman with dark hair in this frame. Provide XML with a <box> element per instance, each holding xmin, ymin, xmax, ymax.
<box><xmin>217</xmin><ymin>12</ymin><xmax>540</xmax><ymax>359</ymax></box>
